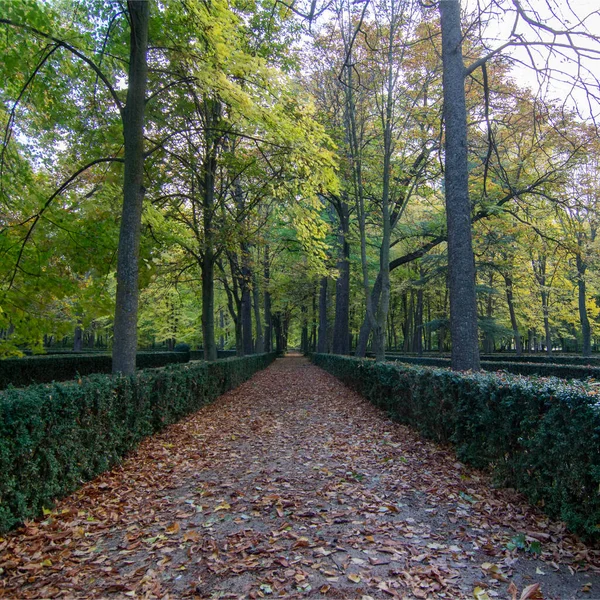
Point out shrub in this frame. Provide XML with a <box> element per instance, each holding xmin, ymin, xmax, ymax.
<box><xmin>378</xmin><ymin>354</ymin><xmax>600</xmax><ymax>380</ymax></box>
<box><xmin>0</xmin><ymin>352</ymin><xmax>190</xmax><ymax>390</ymax></box>
<box><xmin>0</xmin><ymin>353</ymin><xmax>277</xmax><ymax>532</ymax></box>
<box><xmin>311</xmin><ymin>353</ymin><xmax>600</xmax><ymax>540</ymax></box>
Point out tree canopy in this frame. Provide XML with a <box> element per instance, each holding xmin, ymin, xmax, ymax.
<box><xmin>2</xmin><ymin>0</ymin><xmax>600</xmax><ymax>368</ymax></box>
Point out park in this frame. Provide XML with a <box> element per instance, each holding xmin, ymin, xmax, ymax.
<box><xmin>2</xmin><ymin>0</ymin><xmax>600</xmax><ymax>597</ymax></box>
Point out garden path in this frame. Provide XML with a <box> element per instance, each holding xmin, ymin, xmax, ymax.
<box><xmin>1</xmin><ymin>356</ymin><xmax>600</xmax><ymax>599</ymax></box>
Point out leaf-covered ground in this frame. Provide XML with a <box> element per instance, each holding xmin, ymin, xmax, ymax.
<box><xmin>1</xmin><ymin>356</ymin><xmax>600</xmax><ymax>599</ymax></box>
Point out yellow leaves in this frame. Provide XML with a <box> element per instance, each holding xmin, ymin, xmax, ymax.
<box><xmin>213</xmin><ymin>502</ymin><xmax>231</xmax><ymax>512</ymax></box>
<box><xmin>347</xmin><ymin>573</ymin><xmax>361</xmax><ymax>583</ymax></box>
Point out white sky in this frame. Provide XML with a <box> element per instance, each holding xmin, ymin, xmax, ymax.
<box><xmin>464</xmin><ymin>0</ymin><xmax>600</xmax><ymax>121</ymax></box>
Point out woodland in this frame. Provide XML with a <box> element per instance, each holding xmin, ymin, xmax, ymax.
<box><xmin>1</xmin><ymin>0</ymin><xmax>600</xmax><ymax>373</ymax></box>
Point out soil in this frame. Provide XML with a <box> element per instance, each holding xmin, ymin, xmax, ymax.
<box><xmin>1</xmin><ymin>356</ymin><xmax>600</xmax><ymax>599</ymax></box>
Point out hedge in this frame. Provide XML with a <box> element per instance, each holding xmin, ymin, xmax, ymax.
<box><xmin>0</xmin><ymin>351</ymin><xmax>190</xmax><ymax>390</ymax></box>
<box><xmin>377</xmin><ymin>354</ymin><xmax>600</xmax><ymax>380</ymax></box>
<box><xmin>311</xmin><ymin>353</ymin><xmax>600</xmax><ymax>540</ymax></box>
<box><xmin>189</xmin><ymin>349</ymin><xmax>238</xmax><ymax>361</ymax></box>
<box><xmin>0</xmin><ymin>353</ymin><xmax>277</xmax><ymax>532</ymax></box>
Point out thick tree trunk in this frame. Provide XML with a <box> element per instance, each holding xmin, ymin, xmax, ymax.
<box><xmin>73</xmin><ymin>323</ymin><xmax>83</xmax><ymax>353</ymax></box>
<box><xmin>503</xmin><ymin>273</ymin><xmax>522</xmax><ymax>356</ymax></box>
<box><xmin>355</xmin><ymin>273</ymin><xmax>382</xmax><ymax>357</ymax></box>
<box><xmin>317</xmin><ymin>277</ymin><xmax>328</xmax><ymax>353</ymax></box>
<box><xmin>112</xmin><ymin>0</ymin><xmax>149</xmax><ymax>374</ymax></box>
<box><xmin>440</xmin><ymin>0</ymin><xmax>480</xmax><ymax>371</ymax></box>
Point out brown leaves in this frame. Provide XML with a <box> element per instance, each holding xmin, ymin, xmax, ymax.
<box><xmin>1</xmin><ymin>357</ymin><xmax>598</xmax><ymax>599</ymax></box>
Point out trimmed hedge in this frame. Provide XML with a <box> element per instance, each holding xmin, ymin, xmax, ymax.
<box><xmin>0</xmin><ymin>353</ymin><xmax>277</xmax><ymax>532</ymax></box>
<box><xmin>311</xmin><ymin>353</ymin><xmax>600</xmax><ymax>540</ymax></box>
<box><xmin>0</xmin><ymin>352</ymin><xmax>190</xmax><ymax>390</ymax></box>
<box><xmin>378</xmin><ymin>354</ymin><xmax>600</xmax><ymax>380</ymax></box>
<box><xmin>189</xmin><ymin>349</ymin><xmax>238</xmax><ymax>361</ymax></box>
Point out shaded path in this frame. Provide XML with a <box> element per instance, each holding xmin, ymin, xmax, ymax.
<box><xmin>1</xmin><ymin>356</ymin><xmax>600</xmax><ymax>599</ymax></box>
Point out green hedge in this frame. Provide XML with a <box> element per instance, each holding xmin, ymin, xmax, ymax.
<box><xmin>378</xmin><ymin>354</ymin><xmax>600</xmax><ymax>380</ymax></box>
<box><xmin>0</xmin><ymin>352</ymin><xmax>190</xmax><ymax>390</ymax></box>
<box><xmin>311</xmin><ymin>353</ymin><xmax>600</xmax><ymax>540</ymax></box>
<box><xmin>189</xmin><ymin>349</ymin><xmax>238</xmax><ymax>360</ymax></box>
<box><xmin>0</xmin><ymin>353</ymin><xmax>277</xmax><ymax>532</ymax></box>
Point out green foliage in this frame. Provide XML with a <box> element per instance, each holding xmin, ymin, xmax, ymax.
<box><xmin>376</xmin><ymin>354</ymin><xmax>600</xmax><ymax>380</ymax></box>
<box><xmin>0</xmin><ymin>352</ymin><xmax>190</xmax><ymax>390</ymax></box>
<box><xmin>0</xmin><ymin>352</ymin><xmax>277</xmax><ymax>532</ymax></box>
<box><xmin>311</xmin><ymin>353</ymin><xmax>600</xmax><ymax>540</ymax></box>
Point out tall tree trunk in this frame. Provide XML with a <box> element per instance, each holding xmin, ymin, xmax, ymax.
<box><xmin>317</xmin><ymin>277</ymin><xmax>328</xmax><ymax>353</ymax></box>
<box><xmin>219</xmin><ymin>308</ymin><xmax>225</xmax><ymax>350</ymax></box>
<box><xmin>112</xmin><ymin>0</ymin><xmax>149</xmax><ymax>374</ymax></box>
<box><xmin>332</xmin><ymin>203</ymin><xmax>350</xmax><ymax>355</ymax></box>
<box><xmin>413</xmin><ymin>284</ymin><xmax>423</xmax><ymax>356</ymax></box>
<box><xmin>577</xmin><ymin>249</ymin><xmax>592</xmax><ymax>357</ymax></box>
<box><xmin>252</xmin><ymin>270</ymin><xmax>264</xmax><ymax>353</ymax></box>
<box><xmin>483</xmin><ymin>271</ymin><xmax>494</xmax><ymax>354</ymax></box>
<box><xmin>440</xmin><ymin>0</ymin><xmax>480</xmax><ymax>371</ymax></box>
<box><xmin>503</xmin><ymin>273</ymin><xmax>522</xmax><ymax>356</ymax></box>
<box><xmin>263</xmin><ymin>246</ymin><xmax>272</xmax><ymax>352</ymax></box>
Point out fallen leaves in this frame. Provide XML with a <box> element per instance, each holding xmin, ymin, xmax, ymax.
<box><xmin>1</xmin><ymin>357</ymin><xmax>599</xmax><ymax>599</ymax></box>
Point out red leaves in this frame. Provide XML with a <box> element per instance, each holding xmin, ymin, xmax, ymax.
<box><xmin>1</xmin><ymin>357</ymin><xmax>599</xmax><ymax>598</ymax></box>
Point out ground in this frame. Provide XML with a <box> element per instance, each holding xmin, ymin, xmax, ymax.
<box><xmin>1</xmin><ymin>356</ymin><xmax>600</xmax><ymax>599</ymax></box>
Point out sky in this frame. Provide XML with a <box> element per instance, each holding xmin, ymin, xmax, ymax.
<box><xmin>464</xmin><ymin>0</ymin><xmax>600</xmax><ymax>121</ymax></box>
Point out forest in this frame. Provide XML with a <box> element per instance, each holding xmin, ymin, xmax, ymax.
<box><xmin>1</xmin><ymin>0</ymin><xmax>600</xmax><ymax>373</ymax></box>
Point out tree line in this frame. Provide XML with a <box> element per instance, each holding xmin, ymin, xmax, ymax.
<box><xmin>1</xmin><ymin>0</ymin><xmax>599</xmax><ymax>372</ymax></box>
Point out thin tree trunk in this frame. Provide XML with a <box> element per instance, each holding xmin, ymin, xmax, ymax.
<box><xmin>503</xmin><ymin>273</ymin><xmax>522</xmax><ymax>356</ymax></box>
<box><xmin>440</xmin><ymin>0</ymin><xmax>480</xmax><ymax>371</ymax></box>
<box><xmin>317</xmin><ymin>277</ymin><xmax>328</xmax><ymax>353</ymax></box>
<box><xmin>112</xmin><ymin>0</ymin><xmax>149</xmax><ymax>374</ymax></box>
<box><xmin>577</xmin><ymin>249</ymin><xmax>592</xmax><ymax>357</ymax></box>
<box><xmin>252</xmin><ymin>270</ymin><xmax>264</xmax><ymax>353</ymax></box>
<box><xmin>263</xmin><ymin>246</ymin><xmax>272</xmax><ymax>352</ymax></box>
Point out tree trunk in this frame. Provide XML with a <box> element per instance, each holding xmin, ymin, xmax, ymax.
<box><xmin>112</xmin><ymin>0</ymin><xmax>149</xmax><ymax>374</ymax></box>
<box><xmin>73</xmin><ymin>322</ymin><xmax>83</xmax><ymax>353</ymax></box>
<box><xmin>252</xmin><ymin>270</ymin><xmax>264</xmax><ymax>353</ymax></box>
<box><xmin>503</xmin><ymin>273</ymin><xmax>522</xmax><ymax>356</ymax></box>
<box><xmin>263</xmin><ymin>246</ymin><xmax>272</xmax><ymax>352</ymax></box>
<box><xmin>576</xmin><ymin>250</ymin><xmax>592</xmax><ymax>357</ymax></box>
<box><xmin>332</xmin><ymin>200</ymin><xmax>350</xmax><ymax>355</ymax></box>
<box><xmin>440</xmin><ymin>0</ymin><xmax>480</xmax><ymax>371</ymax></box>
<box><xmin>317</xmin><ymin>277</ymin><xmax>328</xmax><ymax>353</ymax></box>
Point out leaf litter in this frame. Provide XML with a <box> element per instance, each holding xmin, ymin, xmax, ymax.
<box><xmin>1</xmin><ymin>356</ymin><xmax>600</xmax><ymax>599</ymax></box>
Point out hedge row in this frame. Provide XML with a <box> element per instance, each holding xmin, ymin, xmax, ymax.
<box><xmin>379</xmin><ymin>354</ymin><xmax>600</xmax><ymax>380</ymax></box>
<box><xmin>0</xmin><ymin>353</ymin><xmax>277</xmax><ymax>532</ymax></box>
<box><xmin>376</xmin><ymin>352</ymin><xmax>600</xmax><ymax>366</ymax></box>
<box><xmin>189</xmin><ymin>349</ymin><xmax>238</xmax><ymax>361</ymax></box>
<box><xmin>311</xmin><ymin>353</ymin><xmax>600</xmax><ymax>540</ymax></box>
<box><xmin>0</xmin><ymin>352</ymin><xmax>190</xmax><ymax>390</ymax></box>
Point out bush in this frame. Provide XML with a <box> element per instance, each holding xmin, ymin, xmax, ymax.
<box><xmin>0</xmin><ymin>353</ymin><xmax>277</xmax><ymax>532</ymax></box>
<box><xmin>311</xmin><ymin>353</ymin><xmax>600</xmax><ymax>540</ymax></box>
<box><xmin>0</xmin><ymin>352</ymin><xmax>190</xmax><ymax>390</ymax></box>
<box><xmin>378</xmin><ymin>354</ymin><xmax>600</xmax><ymax>380</ymax></box>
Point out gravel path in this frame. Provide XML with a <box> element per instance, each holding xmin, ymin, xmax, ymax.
<box><xmin>1</xmin><ymin>356</ymin><xmax>600</xmax><ymax>599</ymax></box>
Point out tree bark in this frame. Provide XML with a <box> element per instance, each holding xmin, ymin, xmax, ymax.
<box><xmin>112</xmin><ymin>0</ymin><xmax>149</xmax><ymax>374</ymax></box>
<box><xmin>252</xmin><ymin>270</ymin><xmax>264</xmax><ymax>353</ymax></box>
<box><xmin>263</xmin><ymin>246</ymin><xmax>272</xmax><ymax>352</ymax></box>
<box><xmin>503</xmin><ymin>273</ymin><xmax>522</xmax><ymax>356</ymax></box>
<box><xmin>332</xmin><ymin>201</ymin><xmax>350</xmax><ymax>354</ymax></box>
<box><xmin>317</xmin><ymin>277</ymin><xmax>328</xmax><ymax>353</ymax></box>
<box><xmin>440</xmin><ymin>0</ymin><xmax>480</xmax><ymax>371</ymax></box>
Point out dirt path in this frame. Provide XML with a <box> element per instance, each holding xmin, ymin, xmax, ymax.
<box><xmin>1</xmin><ymin>356</ymin><xmax>600</xmax><ymax>599</ymax></box>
